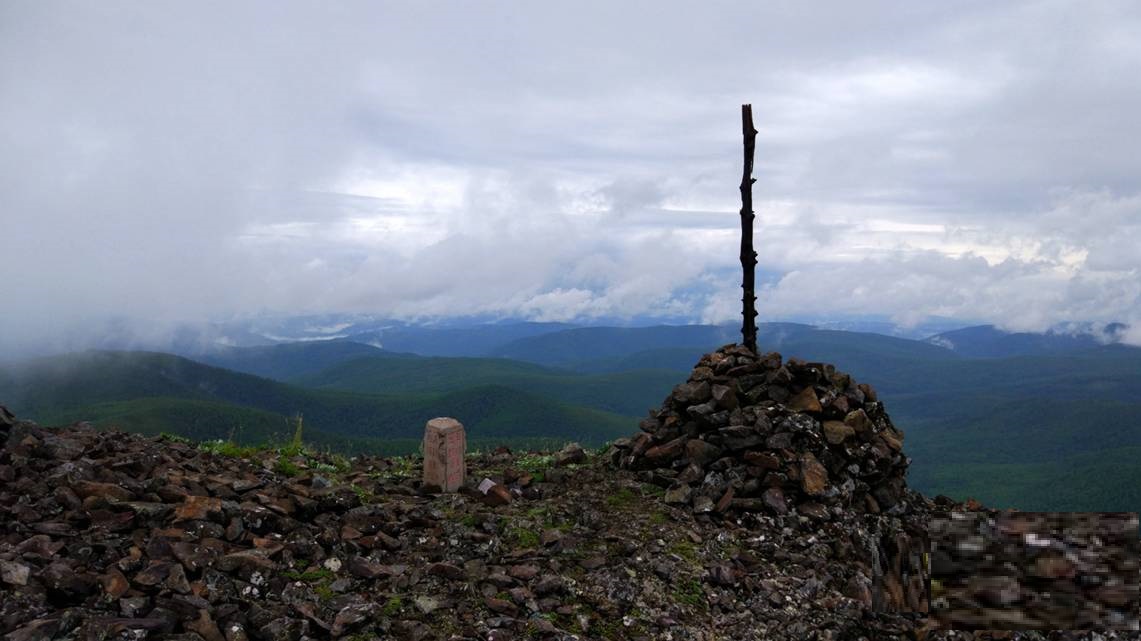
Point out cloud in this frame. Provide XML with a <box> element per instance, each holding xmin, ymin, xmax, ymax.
<box><xmin>2</xmin><ymin>1</ymin><xmax>1141</xmax><ymax>355</ymax></box>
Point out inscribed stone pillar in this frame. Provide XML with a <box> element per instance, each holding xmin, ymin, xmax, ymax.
<box><xmin>422</xmin><ymin>417</ymin><xmax>466</xmax><ymax>492</ymax></box>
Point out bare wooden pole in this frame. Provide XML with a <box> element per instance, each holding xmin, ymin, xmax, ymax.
<box><xmin>739</xmin><ymin>104</ymin><xmax>759</xmax><ymax>354</ymax></box>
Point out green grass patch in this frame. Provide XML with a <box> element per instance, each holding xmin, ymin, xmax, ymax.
<box><xmin>508</xmin><ymin>527</ymin><xmax>540</xmax><ymax>548</ymax></box>
<box><xmin>350</xmin><ymin>484</ymin><xmax>372</xmax><ymax>503</ymax></box>
<box><xmin>672</xmin><ymin>578</ymin><xmax>705</xmax><ymax>609</ymax></box>
<box><xmin>313</xmin><ymin>581</ymin><xmax>334</xmax><ymax>602</ymax></box>
<box><xmin>381</xmin><ymin>596</ymin><xmax>403</xmax><ymax>617</ymax></box>
<box><xmin>198</xmin><ymin>439</ymin><xmax>262</xmax><ymax>458</ymax></box>
<box><xmin>282</xmin><ymin>568</ymin><xmax>335</xmax><ymax>582</ymax></box>
<box><xmin>516</xmin><ymin>452</ymin><xmax>554</xmax><ymax>474</ymax></box>
<box><xmin>274</xmin><ymin>456</ymin><xmax>302</xmax><ymax>477</ymax></box>
<box><xmin>668</xmin><ymin>538</ymin><xmax>698</xmax><ymax>562</ymax></box>
<box><xmin>605</xmin><ymin>487</ymin><xmax>637</xmax><ymax>508</ymax></box>
<box><xmin>158</xmin><ymin>432</ymin><xmax>191</xmax><ymax>444</ymax></box>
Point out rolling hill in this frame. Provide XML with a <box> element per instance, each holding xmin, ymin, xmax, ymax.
<box><xmin>343</xmin><ymin>321</ymin><xmax>577</xmax><ymax>357</ymax></box>
<box><xmin>192</xmin><ymin>340</ymin><xmax>401</xmax><ymax>380</ymax></box>
<box><xmin>490</xmin><ymin>324</ymin><xmax>740</xmax><ymax>367</ymax></box>
<box><xmin>492</xmin><ymin>322</ymin><xmax>959</xmax><ymax>377</ymax></box>
<box><xmin>925</xmin><ymin>325</ymin><xmax>1102</xmax><ymax>358</ymax></box>
<box><xmin>296</xmin><ymin>355</ymin><xmax>681</xmax><ymax>417</ymax></box>
<box><xmin>0</xmin><ymin>351</ymin><xmax>634</xmax><ymax>453</ymax></box>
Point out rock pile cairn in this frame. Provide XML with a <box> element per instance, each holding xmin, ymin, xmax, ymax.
<box><xmin>613</xmin><ymin>343</ymin><xmax>910</xmax><ymax>517</ymax></box>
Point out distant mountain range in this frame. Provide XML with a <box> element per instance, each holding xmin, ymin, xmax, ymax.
<box><xmin>925</xmin><ymin>323</ymin><xmax>1131</xmax><ymax>358</ymax></box>
<box><xmin>2</xmin><ymin>320</ymin><xmax>1139</xmax><ymax>513</ymax></box>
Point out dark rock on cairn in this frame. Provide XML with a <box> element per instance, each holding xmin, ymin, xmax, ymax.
<box><xmin>612</xmin><ymin>343</ymin><xmax>930</xmax><ymax>615</ymax></box>
<box><xmin>613</xmin><ymin>343</ymin><xmax>909</xmax><ymax>516</ymax></box>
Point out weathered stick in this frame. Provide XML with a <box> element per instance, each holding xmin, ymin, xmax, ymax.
<box><xmin>739</xmin><ymin>104</ymin><xmax>758</xmax><ymax>354</ymax></box>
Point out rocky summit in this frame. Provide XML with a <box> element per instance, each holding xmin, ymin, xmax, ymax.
<box><xmin>614</xmin><ymin>344</ymin><xmax>907</xmax><ymax>517</ymax></box>
<box><xmin>1</xmin><ymin>346</ymin><xmax>1137</xmax><ymax>641</ymax></box>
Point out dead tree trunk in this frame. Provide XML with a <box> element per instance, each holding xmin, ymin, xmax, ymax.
<box><xmin>739</xmin><ymin>104</ymin><xmax>758</xmax><ymax>354</ymax></box>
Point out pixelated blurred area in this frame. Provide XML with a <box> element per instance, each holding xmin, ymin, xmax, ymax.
<box><xmin>928</xmin><ymin>511</ymin><xmax>1139</xmax><ymax>630</ymax></box>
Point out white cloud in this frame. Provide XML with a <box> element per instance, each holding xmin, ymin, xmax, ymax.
<box><xmin>2</xmin><ymin>1</ymin><xmax>1141</xmax><ymax>354</ymax></box>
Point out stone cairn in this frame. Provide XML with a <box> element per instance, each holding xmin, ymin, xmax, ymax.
<box><xmin>613</xmin><ymin>343</ymin><xmax>910</xmax><ymax>518</ymax></box>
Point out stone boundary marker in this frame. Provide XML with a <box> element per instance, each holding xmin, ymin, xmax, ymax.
<box><xmin>422</xmin><ymin>417</ymin><xmax>466</xmax><ymax>492</ymax></box>
<box><xmin>929</xmin><ymin>511</ymin><xmax>1139</xmax><ymax>630</ymax></box>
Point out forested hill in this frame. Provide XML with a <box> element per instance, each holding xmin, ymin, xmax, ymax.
<box><xmin>0</xmin><ymin>350</ymin><xmax>634</xmax><ymax>454</ymax></box>
<box><xmin>3</xmin><ymin>322</ymin><xmax>1140</xmax><ymax>513</ymax></box>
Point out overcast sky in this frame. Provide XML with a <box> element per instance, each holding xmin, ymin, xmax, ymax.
<box><xmin>3</xmin><ymin>1</ymin><xmax>1141</xmax><ymax>351</ymax></box>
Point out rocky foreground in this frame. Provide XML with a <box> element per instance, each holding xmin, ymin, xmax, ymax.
<box><xmin>1</xmin><ymin>342</ymin><xmax>1138</xmax><ymax>640</ymax></box>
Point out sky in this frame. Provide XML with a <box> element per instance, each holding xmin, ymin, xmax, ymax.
<box><xmin>3</xmin><ymin>1</ymin><xmax>1141</xmax><ymax>352</ymax></box>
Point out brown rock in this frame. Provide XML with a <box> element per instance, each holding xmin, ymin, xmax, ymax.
<box><xmin>858</xmin><ymin>383</ymin><xmax>877</xmax><ymax>402</ymax></box>
<box><xmin>743</xmin><ymin>450</ymin><xmax>781</xmax><ymax>470</ymax></box>
<box><xmin>715</xmin><ymin>487</ymin><xmax>735</xmax><ymax>513</ymax></box>
<box><xmin>165</xmin><ymin>563</ymin><xmax>191</xmax><ymax>593</ymax></box>
<box><xmin>673</xmin><ymin>381</ymin><xmax>712</xmax><ymax>405</ymax></box>
<box><xmin>174</xmin><ymin>495</ymin><xmax>225</xmax><ymax>522</ymax></box>
<box><xmin>713</xmin><ymin>424</ymin><xmax>762</xmax><ymax>451</ymax></box>
<box><xmin>1033</xmin><ymin>555</ymin><xmax>1076</xmax><ymax>580</ymax></box>
<box><xmin>172</xmin><ymin>541</ymin><xmax>220</xmax><ymax>572</ymax></box>
<box><xmin>830</xmin><ymin>395</ymin><xmax>851</xmax><ymax>415</ymax></box>
<box><xmin>798</xmin><ymin>502</ymin><xmax>829</xmax><ymax>520</ymax></box>
<box><xmin>72</xmin><ymin>481</ymin><xmax>133</xmax><ymax>502</ymax></box>
<box><xmin>880</xmin><ymin>429</ymin><xmax>904</xmax><ymax>451</ymax></box>
<box><xmin>133</xmin><ymin>561</ymin><xmax>174</xmax><ymax>588</ymax></box>
<box><xmin>534</xmin><ymin>575</ymin><xmax>565</xmax><ymax>596</ymax></box>
<box><xmin>707</xmin><ymin>563</ymin><xmax>737</xmax><ymax>587</ymax></box>
<box><xmin>762</xmin><ymin>488</ymin><xmax>788</xmax><ymax>515</ymax></box>
<box><xmin>711</xmin><ymin>384</ymin><xmax>738</xmax><ymax>410</ymax></box>
<box><xmin>799</xmin><ymin>452</ymin><xmax>828</xmax><ymax>496</ymax></box>
<box><xmin>100</xmin><ymin>568</ymin><xmax>130</xmax><ymax>598</ymax></box>
<box><xmin>478</xmin><ymin>482</ymin><xmax>512</xmax><ymax>506</ymax></box>
<box><xmin>123</xmin><ymin>502</ymin><xmax>172</xmax><ymax>519</ymax></box>
<box><xmin>1</xmin><ymin>560</ymin><xmax>31</xmax><ymax>586</ymax></box>
<box><xmin>1093</xmin><ymin>583</ymin><xmax>1132</xmax><ymax>608</ymax></box>
<box><xmin>4</xmin><ymin>620</ymin><xmax>62</xmax><ymax>641</ymax></box>
<box><xmin>787</xmin><ymin>387</ymin><xmax>823</xmax><ymax>413</ymax></box>
<box><xmin>644</xmin><ymin>436</ymin><xmax>687</xmax><ymax>463</ymax></box>
<box><xmin>331</xmin><ymin>603</ymin><xmax>380</xmax><ymax>637</ymax></box>
<box><xmin>348</xmin><ymin>556</ymin><xmax>403</xmax><ymax>579</ymax></box>
<box><xmin>186</xmin><ymin>610</ymin><xmax>226</xmax><ymax>641</ymax></box>
<box><xmin>664</xmin><ymin>484</ymin><xmax>692</xmax><ymax>505</ymax></box>
<box><xmin>822</xmin><ymin>420</ymin><xmax>855</xmax><ymax>445</ymax></box>
<box><xmin>216</xmin><ymin>549</ymin><xmax>276</xmax><ymax>574</ymax></box>
<box><xmin>484</xmin><ymin>596</ymin><xmax>518</xmax><ymax>616</ymax></box>
<box><xmin>684</xmin><ymin>439</ymin><xmax>722</xmax><ymax>467</ymax></box>
<box><xmin>844</xmin><ymin>409</ymin><xmax>873</xmax><ymax>435</ymax></box>
<box><xmin>968</xmin><ymin>575</ymin><xmax>1021</xmax><ymax>606</ymax></box>
<box><xmin>690</xmin><ymin>366</ymin><xmax>714</xmax><ymax>381</ymax></box>
<box><xmin>508</xmin><ymin>564</ymin><xmax>540</xmax><ymax>581</ymax></box>
<box><xmin>427</xmin><ymin>562</ymin><xmax>466</xmax><ymax>581</ymax></box>
<box><xmin>554</xmin><ymin>442</ymin><xmax>586</xmax><ymax>466</ymax></box>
